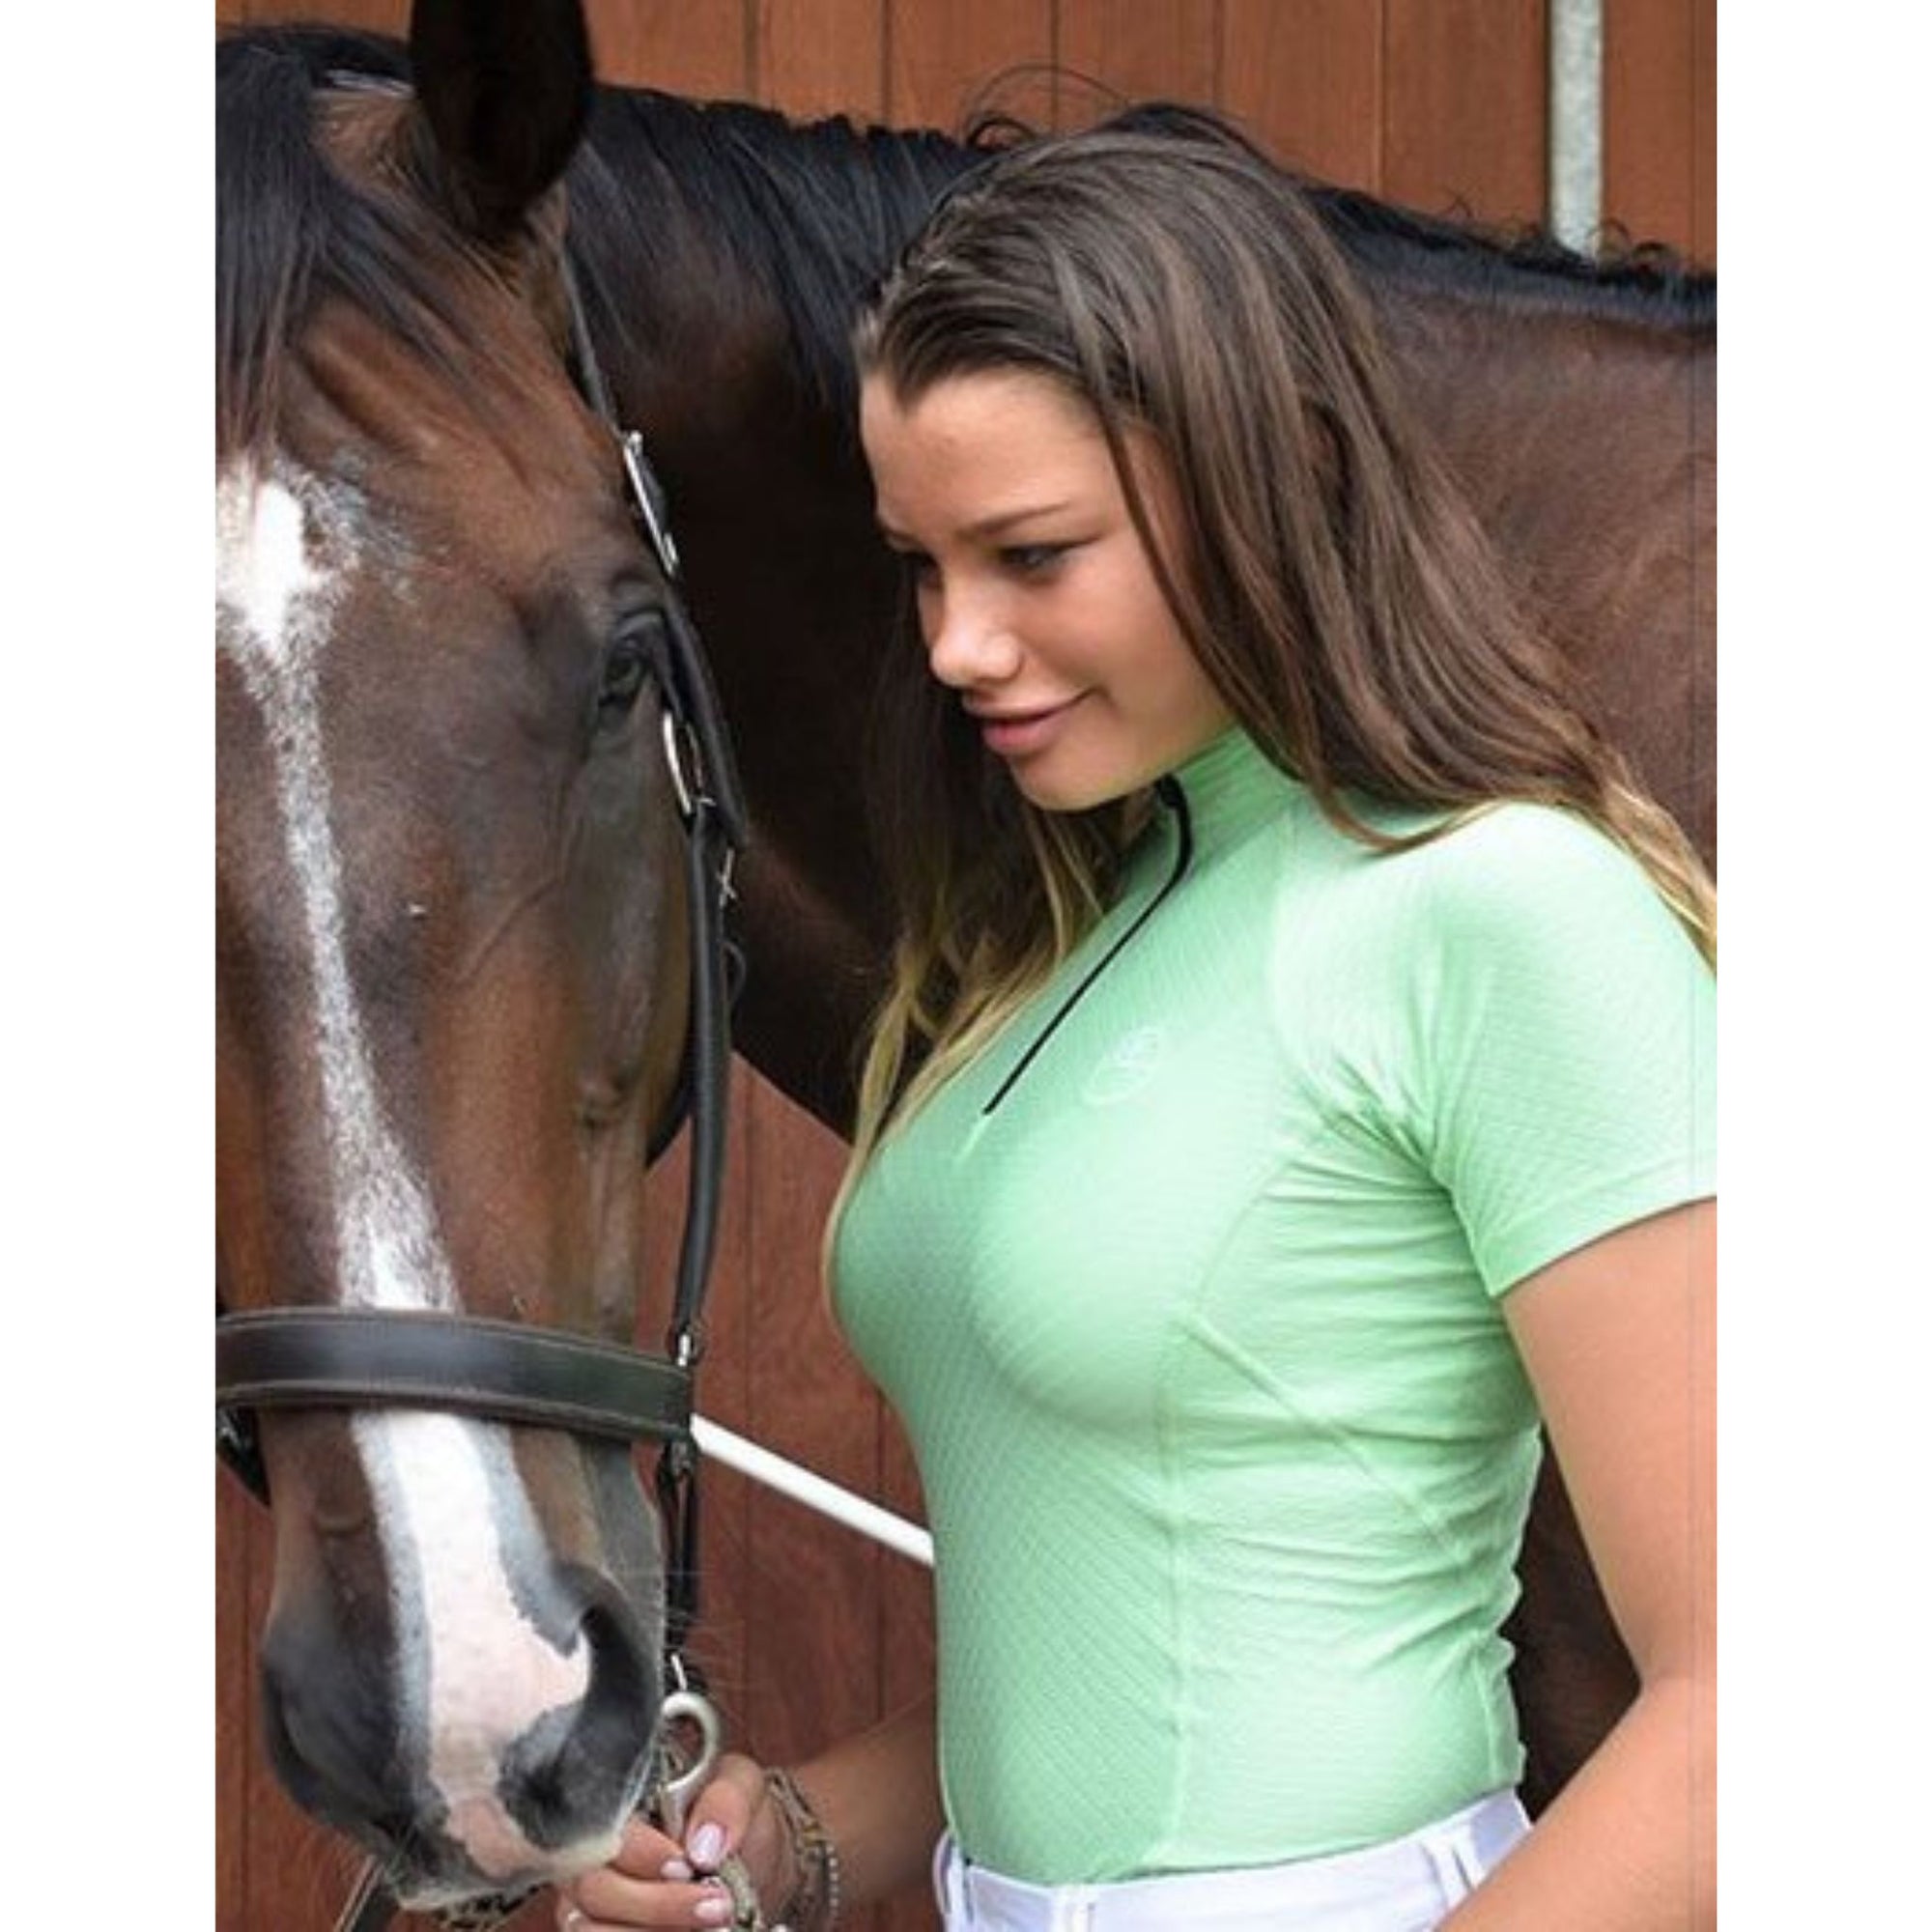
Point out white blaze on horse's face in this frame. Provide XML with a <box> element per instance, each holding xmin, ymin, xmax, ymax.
<box><xmin>216</xmin><ymin>459</ymin><xmax>599</xmax><ymax>1884</ymax></box>
<box><xmin>215</xmin><ymin>466</ymin><xmax>456</xmax><ymax>1314</ymax></box>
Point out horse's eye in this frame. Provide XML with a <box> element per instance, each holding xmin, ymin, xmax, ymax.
<box><xmin>595</xmin><ymin>621</ymin><xmax>660</xmax><ymax>730</ymax></box>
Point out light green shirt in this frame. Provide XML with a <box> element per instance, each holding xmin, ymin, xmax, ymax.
<box><xmin>831</xmin><ymin>727</ymin><xmax>1715</xmax><ymax>1882</ymax></box>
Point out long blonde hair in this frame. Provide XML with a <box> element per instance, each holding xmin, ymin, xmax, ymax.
<box><xmin>846</xmin><ymin>112</ymin><xmax>1714</xmax><ymax>1173</ymax></box>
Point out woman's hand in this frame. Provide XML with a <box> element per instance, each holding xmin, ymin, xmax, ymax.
<box><xmin>554</xmin><ymin>1752</ymin><xmax>795</xmax><ymax>1930</ymax></box>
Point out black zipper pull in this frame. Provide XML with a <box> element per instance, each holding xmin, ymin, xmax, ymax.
<box><xmin>981</xmin><ymin>779</ymin><xmax>1195</xmax><ymax>1115</ymax></box>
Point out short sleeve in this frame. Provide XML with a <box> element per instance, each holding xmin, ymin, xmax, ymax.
<box><xmin>1409</xmin><ymin>807</ymin><xmax>1716</xmax><ymax>1295</ymax></box>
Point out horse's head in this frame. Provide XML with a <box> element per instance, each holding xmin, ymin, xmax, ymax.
<box><xmin>215</xmin><ymin>0</ymin><xmax>716</xmax><ymax>1905</ymax></box>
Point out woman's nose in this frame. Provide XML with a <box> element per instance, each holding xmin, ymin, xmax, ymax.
<box><xmin>922</xmin><ymin>582</ymin><xmax>1023</xmax><ymax>690</ymax></box>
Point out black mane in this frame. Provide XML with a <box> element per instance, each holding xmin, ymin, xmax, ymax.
<box><xmin>1312</xmin><ymin>177</ymin><xmax>1715</xmax><ymax>330</ymax></box>
<box><xmin>566</xmin><ymin>88</ymin><xmax>979</xmax><ymax>420</ymax></box>
<box><xmin>1101</xmin><ymin>100</ymin><xmax>1715</xmax><ymax>332</ymax></box>
<box><xmin>216</xmin><ymin>27</ymin><xmax>1715</xmax><ymax>461</ymax></box>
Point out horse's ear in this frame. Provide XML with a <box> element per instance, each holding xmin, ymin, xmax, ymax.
<box><xmin>408</xmin><ymin>0</ymin><xmax>592</xmax><ymax>242</ymax></box>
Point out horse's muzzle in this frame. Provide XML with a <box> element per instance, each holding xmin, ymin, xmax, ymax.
<box><xmin>258</xmin><ymin>1578</ymin><xmax>660</xmax><ymax>1898</ymax></box>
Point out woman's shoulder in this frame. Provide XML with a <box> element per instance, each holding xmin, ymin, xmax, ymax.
<box><xmin>1391</xmin><ymin>800</ymin><xmax>1672</xmax><ymax>934</ymax></box>
<box><xmin>1292</xmin><ymin>797</ymin><xmax>1705</xmax><ymax>1009</ymax></box>
<box><xmin>1256</xmin><ymin>797</ymin><xmax>1710</xmax><ymax>1164</ymax></box>
<box><xmin>1414</xmin><ymin>795</ymin><xmax>1626</xmax><ymax>865</ymax></box>
<box><xmin>1301</xmin><ymin>793</ymin><xmax>1649</xmax><ymax>913</ymax></box>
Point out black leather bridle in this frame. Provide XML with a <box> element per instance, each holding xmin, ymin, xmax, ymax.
<box><xmin>215</xmin><ymin>226</ymin><xmax>752</xmax><ymax>1930</ymax></box>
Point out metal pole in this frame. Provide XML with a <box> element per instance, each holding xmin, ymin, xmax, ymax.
<box><xmin>1549</xmin><ymin>0</ymin><xmax>1604</xmax><ymax>253</ymax></box>
<box><xmin>695</xmin><ymin>1413</ymin><xmax>936</xmax><ymax>1568</ymax></box>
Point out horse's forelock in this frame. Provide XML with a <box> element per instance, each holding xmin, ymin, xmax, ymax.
<box><xmin>216</xmin><ymin>27</ymin><xmax>554</xmax><ymax>464</ymax></box>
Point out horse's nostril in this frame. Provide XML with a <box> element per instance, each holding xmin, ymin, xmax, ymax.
<box><xmin>499</xmin><ymin>1602</ymin><xmax>659</xmax><ymax>1847</ymax></box>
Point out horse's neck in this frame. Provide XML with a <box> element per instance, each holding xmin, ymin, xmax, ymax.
<box><xmin>1370</xmin><ymin>277</ymin><xmax>1716</xmax><ymax>861</ymax></box>
<box><xmin>614</xmin><ymin>310</ymin><xmax>894</xmax><ymax>1128</ymax></box>
<box><xmin>1371</xmin><ymin>279</ymin><xmax>1715</xmax><ymax>611</ymax></box>
<box><xmin>578</xmin><ymin>132</ymin><xmax>910</xmax><ymax>1133</ymax></box>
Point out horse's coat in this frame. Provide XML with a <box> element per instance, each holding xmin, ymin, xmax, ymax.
<box><xmin>217</xmin><ymin>465</ymin><xmax>456</xmax><ymax>1319</ymax></box>
<box><xmin>219</xmin><ymin>460</ymin><xmax>612</xmax><ymax>1893</ymax></box>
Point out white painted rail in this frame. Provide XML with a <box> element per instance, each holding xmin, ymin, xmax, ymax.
<box><xmin>694</xmin><ymin>1414</ymin><xmax>936</xmax><ymax>1568</ymax></box>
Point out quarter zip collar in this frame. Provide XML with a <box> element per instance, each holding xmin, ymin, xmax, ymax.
<box><xmin>1159</xmin><ymin>724</ymin><xmax>1305</xmax><ymax>857</ymax></box>
<box><xmin>980</xmin><ymin>730</ymin><xmax>1301</xmax><ymax>1119</ymax></box>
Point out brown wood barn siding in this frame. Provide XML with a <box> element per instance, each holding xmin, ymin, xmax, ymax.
<box><xmin>214</xmin><ymin>5</ymin><xmax>1715</xmax><ymax>1926</ymax></box>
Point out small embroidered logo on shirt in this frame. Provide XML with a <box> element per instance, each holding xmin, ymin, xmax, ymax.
<box><xmin>1084</xmin><ymin>1025</ymin><xmax>1166</xmax><ymax>1104</ymax></box>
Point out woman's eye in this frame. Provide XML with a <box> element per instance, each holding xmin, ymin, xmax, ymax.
<box><xmin>1003</xmin><ymin>543</ymin><xmax>1067</xmax><ymax>576</ymax></box>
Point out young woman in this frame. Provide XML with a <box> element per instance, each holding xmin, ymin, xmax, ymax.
<box><xmin>556</xmin><ymin>109</ymin><xmax>1714</xmax><ymax>1932</ymax></box>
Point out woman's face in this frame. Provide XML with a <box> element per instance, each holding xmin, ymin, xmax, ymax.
<box><xmin>860</xmin><ymin>368</ymin><xmax>1233</xmax><ymax>812</ymax></box>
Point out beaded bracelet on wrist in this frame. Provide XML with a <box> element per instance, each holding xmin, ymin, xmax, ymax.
<box><xmin>763</xmin><ymin>1766</ymin><xmax>842</xmax><ymax>1932</ymax></box>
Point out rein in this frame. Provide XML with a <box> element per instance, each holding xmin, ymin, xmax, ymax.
<box><xmin>215</xmin><ymin>204</ymin><xmax>754</xmax><ymax>1930</ymax></box>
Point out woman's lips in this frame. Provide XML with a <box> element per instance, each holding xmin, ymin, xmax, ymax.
<box><xmin>972</xmin><ymin>696</ymin><xmax>1085</xmax><ymax>758</ymax></box>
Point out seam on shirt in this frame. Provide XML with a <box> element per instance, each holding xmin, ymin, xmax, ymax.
<box><xmin>1146</xmin><ymin>1115</ymin><xmax>1496</xmax><ymax>1861</ymax></box>
<box><xmin>1150</xmin><ymin>1184</ymin><xmax>1217</xmax><ymax>1866</ymax></box>
<box><xmin>1174</xmin><ymin>1095</ymin><xmax>1502</xmax><ymax>1577</ymax></box>
<box><xmin>1146</xmin><ymin>1115</ymin><xmax>1327</xmax><ymax>1865</ymax></box>
<box><xmin>1177</xmin><ymin>1287</ymin><xmax>1473</xmax><ymax>1576</ymax></box>
<box><xmin>1179</xmin><ymin>1279</ymin><xmax>1521</xmax><ymax>1787</ymax></box>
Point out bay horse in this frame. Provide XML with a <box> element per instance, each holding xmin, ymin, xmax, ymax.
<box><xmin>217</xmin><ymin>0</ymin><xmax>1714</xmax><ymax>1912</ymax></box>
<box><xmin>217</xmin><ymin>3</ymin><xmax>749</xmax><ymax>1915</ymax></box>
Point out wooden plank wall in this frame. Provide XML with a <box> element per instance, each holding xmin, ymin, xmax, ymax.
<box><xmin>214</xmin><ymin>5</ymin><xmax>1715</xmax><ymax>1927</ymax></box>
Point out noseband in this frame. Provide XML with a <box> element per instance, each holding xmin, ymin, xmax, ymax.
<box><xmin>215</xmin><ymin>195</ymin><xmax>753</xmax><ymax>1930</ymax></box>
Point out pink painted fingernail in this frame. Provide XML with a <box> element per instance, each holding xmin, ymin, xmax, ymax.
<box><xmin>661</xmin><ymin>1857</ymin><xmax>695</xmax><ymax>1881</ymax></box>
<box><xmin>693</xmin><ymin>1891</ymin><xmax>733</xmax><ymax>1926</ymax></box>
<box><xmin>688</xmin><ymin>1822</ymin><xmax>724</xmax><ymax>1868</ymax></box>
